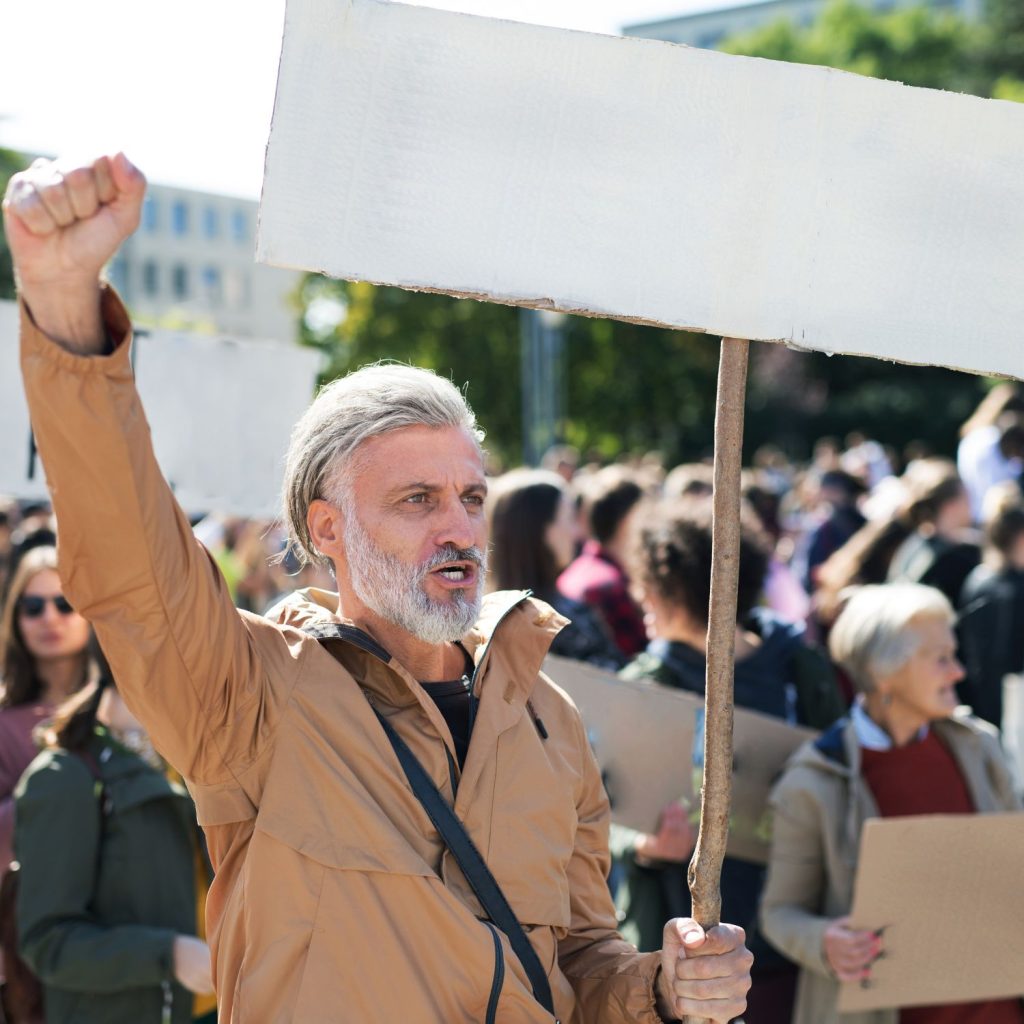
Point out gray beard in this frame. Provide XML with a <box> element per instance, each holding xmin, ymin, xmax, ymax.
<box><xmin>344</xmin><ymin>509</ymin><xmax>486</xmax><ymax>645</ymax></box>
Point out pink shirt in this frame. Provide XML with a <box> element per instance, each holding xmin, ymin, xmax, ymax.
<box><xmin>0</xmin><ymin>701</ymin><xmax>52</xmax><ymax>868</ymax></box>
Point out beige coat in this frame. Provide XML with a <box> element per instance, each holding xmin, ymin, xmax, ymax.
<box><xmin>20</xmin><ymin>290</ymin><xmax>666</xmax><ymax>1023</ymax></box>
<box><xmin>760</xmin><ymin>711</ymin><xmax>1021</xmax><ymax>1024</ymax></box>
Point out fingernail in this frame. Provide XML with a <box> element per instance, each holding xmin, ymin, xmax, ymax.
<box><xmin>682</xmin><ymin>930</ymin><xmax>702</xmax><ymax>945</ymax></box>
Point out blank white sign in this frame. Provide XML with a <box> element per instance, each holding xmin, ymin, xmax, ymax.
<box><xmin>258</xmin><ymin>0</ymin><xmax>1024</xmax><ymax>380</ymax></box>
<box><xmin>0</xmin><ymin>301</ymin><xmax>321</xmax><ymax>518</ymax></box>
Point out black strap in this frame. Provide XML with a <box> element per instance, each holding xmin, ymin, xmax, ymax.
<box><xmin>373</xmin><ymin>708</ymin><xmax>557</xmax><ymax>1020</ymax></box>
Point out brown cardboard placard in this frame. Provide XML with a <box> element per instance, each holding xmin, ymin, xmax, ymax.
<box><xmin>542</xmin><ymin>654</ymin><xmax>815</xmax><ymax>864</ymax></box>
<box><xmin>840</xmin><ymin>813</ymin><xmax>1024</xmax><ymax>1012</ymax></box>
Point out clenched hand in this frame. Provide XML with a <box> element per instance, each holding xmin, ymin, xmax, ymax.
<box><xmin>656</xmin><ymin>918</ymin><xmax>753</xmax><ymax>1023</ymax></box>
<box><xmin>2</xmin><ymin>153</ymin><xmax>146</xmax><ymax>352</ymax></box>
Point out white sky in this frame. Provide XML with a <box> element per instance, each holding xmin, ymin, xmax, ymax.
<box><xmin>0</xmin><ymin>0</ymin><xmax>730</xmax><ymax>200</ymax></box>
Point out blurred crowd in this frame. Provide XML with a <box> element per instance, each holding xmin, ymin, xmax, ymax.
<box><xmin>2</xmin><ymin>381</ymin><xmax>1024</xmax><ymax>1023</ymax></box>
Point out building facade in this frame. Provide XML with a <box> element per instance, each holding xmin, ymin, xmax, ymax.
<box><xmin>106</xmin><ymin>182</ymin><xmax>302</xmax><ymax>341</ymax></box>
<box><xmin>623</xmin><ymin>0</ymin><xmax>982</xmax><ymax>52</ymax></box>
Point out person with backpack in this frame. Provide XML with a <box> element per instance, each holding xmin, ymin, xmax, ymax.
<box><xmin>8</xmin><ymin>672</ymin><xmax>216</xmax><ymax>1024</ymax></box>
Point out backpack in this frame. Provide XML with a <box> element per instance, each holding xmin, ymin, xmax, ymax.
<box><xmin>0</xmin><ymin>750</ymin><xmax>106</xmax><ymax>1024</ymax></box>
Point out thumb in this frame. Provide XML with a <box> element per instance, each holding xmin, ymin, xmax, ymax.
<box><xmin>664</xmin><ymin>917</ymin><xmax>706</xmax><ymax>958</ymax></box>
<box><xmin>106</xmin><ymin>152</ymin><xmax>147</xmax><ymax>231</ymax></box>
<box><xmin>109</xmin><ymin>152</ymin><xmax>146</xmax><ymax>198</ymax></box>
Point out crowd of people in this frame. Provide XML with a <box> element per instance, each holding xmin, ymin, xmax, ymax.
<box><xmin>1</xmin><ymin>376</ymin><xmax>1023</xmax><ymax>1023</ymax></box>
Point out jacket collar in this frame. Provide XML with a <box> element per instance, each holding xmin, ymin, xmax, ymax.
<box><xmin>88</xmin><ymin>729</ymin><xmax>188</xmax><ymax>813</ymax></box>
<box><xmin>807</xmin><ymin>707</ymin><xmax>985</xmax><ymax>777</ymax></box>
<box><xmin>271</xmin><ymin>586</ymin><xmax>568</xmax><ymax>706</ymax></box>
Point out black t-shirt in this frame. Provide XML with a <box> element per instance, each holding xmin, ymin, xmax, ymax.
<box><xmin>421</xmin><ymin>648</ymin><xmax>475</xmax><ymax>769</ymax></box>
<box><xmin>421</xmin><ymin>679</ymin><xmax>472</xmax><ymax>769</ymax></box>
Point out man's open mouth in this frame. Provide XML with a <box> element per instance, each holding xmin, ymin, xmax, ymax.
<box><xmin>432</xmin><ymin>562</ymin><xmax>475</xmax><ymax>582</ymax></box>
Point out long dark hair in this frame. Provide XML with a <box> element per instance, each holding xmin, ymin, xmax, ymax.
<box><xmin>489</xmin><ymin>470</ymin><xmax>567</xmax><ymax>593</ymax></box>
<box><xmin>45</xmin><ymin>636</ymin><xmax>113</xmax><ymax>754</ymax></box>
<box><xmin>0</xmin><ymin>547</ymin><xmax>89</xmax><ymax>709</ymax></box>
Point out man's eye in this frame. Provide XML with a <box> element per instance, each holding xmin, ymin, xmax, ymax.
<box><xmin>463</xmin><ymin>494</ymin><xmax>485</xmax><ymax>506</ymax></box>
<box><xmin>406</xmin><ymin>494</ymin><xmax>428</xmax><ymax>504</ymax></box>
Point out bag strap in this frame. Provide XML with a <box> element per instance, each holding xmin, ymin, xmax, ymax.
<box><xmin>372</xmin><ymin>708</ymin><xmax>557</xmax><ymax>1020</ymax></box>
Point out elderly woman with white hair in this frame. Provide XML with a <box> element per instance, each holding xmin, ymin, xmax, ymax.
<box><xmin>760</xmin><ymin>583</ymin><xmax>1022</xmax><ymax>1024</ymax></box>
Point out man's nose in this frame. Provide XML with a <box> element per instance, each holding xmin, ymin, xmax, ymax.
<box><xmin>435</xmin><ymin>498</ymin><xmax>476</xmax><ymax>550</ymax></box>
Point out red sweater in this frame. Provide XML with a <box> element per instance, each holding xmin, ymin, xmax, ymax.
<box><xmin>861</xmin><ymin>732</ymin><xmax>1024</xmax><ymax>1024</ymax></box>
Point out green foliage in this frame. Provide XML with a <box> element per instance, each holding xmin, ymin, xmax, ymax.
<box><xmin>0</xmin><ymin>148</ymin><xmax>28</xmax><ymax>300</ymax></box>
<box><xmin>295</xmin><ymin>276</ymin><xmax>722</xmax><ymax>467</ymax></box>
<box><xmin>722</xmin><ymin>1</ymin><xmax>986</xmax><ymax>92</ymax></box>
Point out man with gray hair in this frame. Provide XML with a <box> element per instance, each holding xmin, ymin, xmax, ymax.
<box><xmin>5</xmin><ymin>154</ymin><xmax>751</xmax><ymax>1023</ymax></box>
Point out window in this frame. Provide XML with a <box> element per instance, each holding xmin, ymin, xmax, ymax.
<box><xmin>203</xmin><ymin>206</ymin><xmax>220</xmax><ymax>239</ymax></box>
<box><xmin>107</xmin><ymin>254</ymin><xmax>129</xmax><ymax>294</ymax></box>
<box><xmin>172</xmin><ymin>264</ymin><xmax>189</xmax><ymax>299</ymax></box>
<box><xmin>171</xmin><ymin>200</ymin><xmax>189</xmax><ymax>236</ymax></box>
<box><xmin>231</xmin><ymin>209</ymin><xmax>248</xmax><ymax>244</ymax></box>
<box><xmin>142</xmin><ymin>260</ymin><xmax>160</xmax><ymax>296</ymax></box>
<box><xmin>201</xmin><ymin>266</ymin><xmax>222</xmax><ymax>305</ymax></box>
<box><xmin>142</xmin><ymin>196</ymin><xmax>159</xmax><ymax>233</ymax></box>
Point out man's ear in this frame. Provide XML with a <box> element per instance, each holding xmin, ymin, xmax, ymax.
<box><xmin>308</xmin><ymin>499</ymin><xmax>345</xmax><ymax>562</ymax></box>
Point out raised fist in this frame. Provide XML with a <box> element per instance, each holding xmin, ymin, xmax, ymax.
<box><xmin>2</xmin><ymin>153</ymin><xmax>146</xmax><ymax>349</ymax></box>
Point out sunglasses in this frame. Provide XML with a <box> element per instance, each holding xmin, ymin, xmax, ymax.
<box><xmin>17</xmin><ymin>595</ymin><xmax>75</xmax><ymax>619</ymax></box>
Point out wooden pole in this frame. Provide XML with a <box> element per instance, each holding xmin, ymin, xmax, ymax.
<box><xmin>682</xmin><ymin>336</ymin><xmax>750</xmax><ymax>1024</ymax></box>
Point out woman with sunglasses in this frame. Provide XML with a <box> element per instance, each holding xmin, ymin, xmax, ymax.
<box><xmin>0</xmin><ymin>547</ymin><xmax>91</xmax><ymax>874</ymax></box>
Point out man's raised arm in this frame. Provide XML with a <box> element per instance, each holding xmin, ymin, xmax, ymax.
<box><xmin>3</xmin><ymin>156</ymin><xmax>297</xmax><ymax>784</ymax></box>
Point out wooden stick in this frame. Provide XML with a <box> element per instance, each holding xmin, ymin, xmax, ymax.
<box><xmin>682</xmin><ymin>336</ymin><xmax>750</xmax><ymax>1024</ymax></box>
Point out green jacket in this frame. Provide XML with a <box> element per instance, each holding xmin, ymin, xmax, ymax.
<box><xmin>14</xmin><ymin>729</ymin><xmax>201</xmax><ymax>1024</ymax></box>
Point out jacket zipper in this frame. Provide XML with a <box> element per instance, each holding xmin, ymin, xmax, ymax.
<box><xmin>483</xmin><ymin>922</ymin><xmax>505</xmax><ymax>1024</ymax></box>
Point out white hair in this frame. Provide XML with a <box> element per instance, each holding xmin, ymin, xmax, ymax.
<box><xmin>282</xmin><ymin>363</ymin><xmax>484</xmax><ymax>567</ymax></box>
<box><xmin>827</xmin><ymin>584</ymin><xmax>955</xmax><ymax>695</ymax></box>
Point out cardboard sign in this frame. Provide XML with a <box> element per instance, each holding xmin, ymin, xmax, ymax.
<box><xmin>259</xmin><ymin>0</ymin><xmax>1024</xmax><ymax>380</ymax></box>
<box><xmin>0</xmin><ymin>301</ymin><xmax>322</xmax><ymax>518</ymax></box>
<box><xmin>841</xmin><ymin>812</ymin><xmax>1024</xmax><ymax>1011</ymax></box>
<box><xmin>542</xmin><ymin>654</ymin><xmax>815</xmax><ymax>864</ymax></box>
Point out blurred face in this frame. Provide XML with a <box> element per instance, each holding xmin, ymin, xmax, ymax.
<box><xmin>877</xmin><ymin>617</ymin><xmax>964</xmax><ymax>726</ymax></box>
<box><xmin>936</xmin><ymin>487</ymin><xmax>972</xmax><ymax>535</ymax></box>
<box><xmin>544</xmin><ymin>494</ymin><xmax>578</xmax><ymax>572</ymax></box>
<box><xmin>17</xmin><ymin>569</ymin><xmax>90</xmax><ymax>663</ymax></box>
<box><xmin>1008</xmin><ymin>533</ymin><xmax>1024</xmax><ymax>572</ymax></box>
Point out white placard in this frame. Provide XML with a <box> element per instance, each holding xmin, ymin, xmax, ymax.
<box><xmin>259</xmin><ymin>0</ymin><xmax>1024</xmax><ymax>380</ymax></box>
<box><xmin>0</xmin><ymin>301</ymin><xmax>322</xmax><ymax>518</ymax></box>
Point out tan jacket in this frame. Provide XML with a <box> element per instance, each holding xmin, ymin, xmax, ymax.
<box><xmin>760</xmin><ymin>711</ymin><xmax>1021</xmax><ymax>1024</ymax></box>
<box><xmin>20</xmin><ymin>290</ymin><xmax>665</xmax><ymax>1023</ymax></box>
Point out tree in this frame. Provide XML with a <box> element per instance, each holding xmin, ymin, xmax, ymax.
<box><xmin>0</xmin><ymin>147</ymin><xmax>28</xmax><ymax>300</ymax></box>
